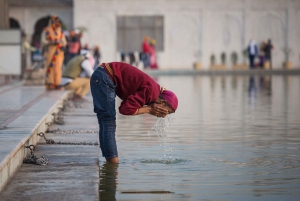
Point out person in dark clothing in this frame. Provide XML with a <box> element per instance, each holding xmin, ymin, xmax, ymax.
<box><xmin>129</xmin><ymin>52</ymin><xmax>136</xmax><ymax>66</ymax></box>
<box><xmin>120</xmin><ymin>52</ymin><xmax>125</xmax><ymax>62</ymax></box>
<box><xmin>93</xmin><ymin>45</ymin><xmax>101</xmax><ymax>69</ymax></box>
<box><xmin>264</xmin><ymin>39</ymin><xmax>274</xmax><ymax>69</ymax></box>
<box><xmin>258</xmin><ymin>41</ymin><xmax>267</xmax><ymax>68</ymax></box>
<box><xmin>247</xmin><ymin>40</ymin><xmax>258</xmax><ymax>69</ymax></box>
<box><xmin>90</xmin><ymin>62</ymin><xmax>178</xmax><ymax>164</ymax></box>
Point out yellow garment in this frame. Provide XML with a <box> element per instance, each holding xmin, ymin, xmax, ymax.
<box><xmin>64</xmin><ymin>77</ymin><xmax>90</xmax><ymax>97</ymax></box>
<box><xmin>41</xmin><ymin>19</ymin><xmax>66</xmax><ymax>89</ymax></box>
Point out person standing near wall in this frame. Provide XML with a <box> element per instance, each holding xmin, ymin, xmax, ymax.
<box><xmin>259</xmin><ymin>41</ymin><xmax>266</xmax><ymax>69</ymax></box>
<box><xmin>93</xmin><ymin>45</ymin><xmax>101</xmax><ymax>69</ymax></box>
<box><xmin>21</xmin><ymin>32</ymin><xmax>36</xmax><ymax>73</ymax></box>
<box><xmin>264</xmin><ymin>39</ymin><xmax>274</xmax><ymax>70</ymax></box>
<box><xmin>142</xmin><ymin>36</ymin><xmax>151</xmax><ymax>69</ymax></box>
<box><xmin>41</xmin><ymin>16</ymin><xmax>67</xmax><ymax>90</ymax></box>
<box><xmin>149</xmin><ymin>39</ymin><xmax>158</xmax><ymax>69</ymax></box>
<box><xmin>247</xmin><ymin>40</ymin><xmax>258</xmax><ymax>69</ymax></box>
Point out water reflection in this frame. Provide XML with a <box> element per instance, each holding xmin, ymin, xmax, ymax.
<box><xmin>248</xmin><ymin>76</ymin><xmax>272</xmax><ymax>106</ymax></box>
<box><xmin>112</xmin><ymin>75</ymin><xmax>300</xmax><ymax>200</ymax></box>
<box><xmin>99</xmin><ymin>163</ymin><xmax>118</xmax><ymax>201</ymax></box>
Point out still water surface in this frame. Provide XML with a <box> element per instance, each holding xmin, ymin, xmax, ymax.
<box><xmin>100</xmin><ymin>75</ymin><xmax>300</xmax><ymax>201</ymax></box>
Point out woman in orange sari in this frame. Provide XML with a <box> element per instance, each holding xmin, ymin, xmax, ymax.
<box><xmin>41</xmin><ymin>16</ymin><xmax>67</xmax><ymax>90</ymax></box>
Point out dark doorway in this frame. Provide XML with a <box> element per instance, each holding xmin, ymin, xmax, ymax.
<box><xmin>31</xmin><ymin>16</ymin><xmax>51</xmax><ymax>49</ymax></box>
<box><xmin>9</xmin><ymin>18</ymin><xmax>21</xmax><ymax>29</ymax></box>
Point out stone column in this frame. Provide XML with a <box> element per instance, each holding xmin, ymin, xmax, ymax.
<box><xmin>0</xmin><ymin>0</ymin><xmax>9</xmax><ymax>28</ymax></box>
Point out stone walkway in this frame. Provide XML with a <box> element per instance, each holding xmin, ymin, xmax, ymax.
<box><xmin>0</xmin><ymin>82</ymin><xmax>99</xmax><ymax>200</ymax></box>
<box><xmin>0</xmin><ymin>82</ymin><xmax>72</xmax><ymax>193</ymax></box>
<box><xmin>0</xmin><ymin>83</ymin><xmax>46</xmax><ymax>129</ymax></box>
<box><xmin>0</xmin><ymin>95</ymin><xmax>99</xmax><ymax>201</ymax></box>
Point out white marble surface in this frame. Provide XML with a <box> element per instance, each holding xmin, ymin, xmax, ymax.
<box><xmin>8</xmin><ymin>0</ymin><xmax>300</xmax><ymax>69</ymax></box>
<box><xmin>0</xmin><ymin>95</ymin><xmax>99</xmax><ymax>201</ymax></box>
<box><xmin>73</xmin><ymin>0</ymin><xmax>300</xmax><ymax>69</ymax></box>
<box><xmin>0</xmin><ymin>84</ymin><xmax>71</xmax><ymax>192</ymax></box>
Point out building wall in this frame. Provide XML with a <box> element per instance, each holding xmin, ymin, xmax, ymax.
<box><xmin>9</xmin><ymin>6</ymin><xmax>73</xmax><ymax>41</ymax></box>
<box><xmin>75</xmin><ymin>0</ymin><xmax>299</xmax><ymax>69</ymax></box>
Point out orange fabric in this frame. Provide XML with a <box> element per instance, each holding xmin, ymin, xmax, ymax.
<box><xmin>44</xmin><ymin>25</ymin><xmax>64</xmax><ymax>89</ymax></box>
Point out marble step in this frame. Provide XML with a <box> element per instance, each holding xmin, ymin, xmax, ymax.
<box><xmin>0</xmin><ymin>89</ymin><xmax>72</xmax><ymax>192</ymax></box>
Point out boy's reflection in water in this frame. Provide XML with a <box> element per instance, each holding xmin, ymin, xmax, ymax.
<box><xmin>99</xmin><ymin>163</ymin><xmax>118</xmax><ymax>201</ymax></box>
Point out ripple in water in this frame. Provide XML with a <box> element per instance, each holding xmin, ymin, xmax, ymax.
<box><xmin>140</xmin><ymin>158</ymin><xmax>188</xmax><ymax>164</ymax></box>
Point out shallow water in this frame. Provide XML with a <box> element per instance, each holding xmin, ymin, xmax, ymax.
<box><xmin>100</xmin><ymin>75</ymin><xmax>300</xmax><ymax>201</ymax></box>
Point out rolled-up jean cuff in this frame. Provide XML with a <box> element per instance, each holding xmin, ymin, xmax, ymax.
<box><xmin>105</xmin><ymin>155</ymin><xmax>118</xmax><ymax>160</ymax></box>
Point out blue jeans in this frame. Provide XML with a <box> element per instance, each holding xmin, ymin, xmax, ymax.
<box><xmin>90</xmin><ymin>67</ymin><xmax>118</xmax><ymax>159</ymax></box>
<box><xmin>142</xmin><ymin>53</ymin><xmax>150</xmax><ymax>68</ymax></box>
<box><xmin>249</xmin><ymin>55</ymin><xmax>255</xmax><ymax>69</ymax></box>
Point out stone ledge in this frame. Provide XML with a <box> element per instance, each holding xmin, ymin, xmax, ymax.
<box><xmin>145</xmin><ymin>69</ymin><xmax>300</xmax><ymax>76</ymax></box>
<box><xmin>0</xmin><ymin>90</ymin><xmax>72</xmax><ymax>193</ymax></box>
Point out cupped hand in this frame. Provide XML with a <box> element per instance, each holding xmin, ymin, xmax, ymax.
<box><xmin>149</xmin><ymin>103</ymin><xmax>169</xmax><ymax>118</ymax></box>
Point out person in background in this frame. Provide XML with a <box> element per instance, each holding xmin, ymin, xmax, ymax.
<box><xmin>61</xmin><ymin>50</ymin><xmax>94</xmax><ymax>102</ymax></box>
<box><xmin>88</xmin><ymin>55</ymin><xmax>95</xmax><ymax>71</ymax></box>
<box><xmin>22</xmin><ymin>32</ymin><xmax>36</xmax><ymax>54</ymax></box>
<box><xmin>259</xmin><ymin>41</ymin><xmax>266</xmax><ymax>68</ymax></box>
<box><xmin>247</xmin><ymin>39</ymin><xmax>258</xmax><ymax>69</ymax></box>
<box><xmin>41</xmin><ymin>15</ymin><xmax>67</xmax><ymax>90</ymax></box>
<box><xmin>149</xmin><ymin>39</ymin><xmax>158</xmax><ymax>69</ymax></box>
<box><xmin>141</xmin><ymin>36</ymin><xmax>151</xmax><ymax>69</ymax></box>
<box><xmin>90</xmin><ymin>62</ymin><xmax>178</xmax><ymax>164</ymax></box>
<box><xmin>121</xmin><ymin>52</ymin><xmax>126</xmax><ymax>62</ymax></box>
<box><xmin>264</xmin><ymin>39</ymin><xmax>274</xmax><ymax>70</ymax></box>
<box><xmin>83</xmin><ymin>43</ymin><xmax>89</xmax><ymax>50</ymax></box>
<box><xmin>129</xmin><ymin>52</ymin><xmax>136</xmax><ymax>66</ymax></box>
<box><xmin>66</xmin><ymin>30</ymin><xmax>81</xmax><ymax>61</ymax></box>
<box><xmin>21</xmin><ymin>32</ymin><xmax>36</xmax><ymax>73</ymax></box>
<box><xmin>93</xmin><ymin>45</ymin><xmax>101</xmax><ymax>69</ymax></box>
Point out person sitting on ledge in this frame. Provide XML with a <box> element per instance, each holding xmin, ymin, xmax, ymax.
<box><xmin>61</xmin><ymin>50</ymin><xmax>94</xmax><ymax>102</ymax></box>
<box><xmin>90</xmin><ymin>62</ymin><xmax>178</xmax><ymax>164</ymax></box>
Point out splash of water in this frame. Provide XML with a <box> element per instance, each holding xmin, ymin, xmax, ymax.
<box><xmin>148</xmin><ymin>115</ymin><xmax>178</xmax><ymax>164</ymax></box>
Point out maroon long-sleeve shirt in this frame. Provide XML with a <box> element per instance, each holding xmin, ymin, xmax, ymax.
<box><xmin>102</xmin><ymin>62</ymin><xmax>160</xmax><ymax>115</ymax></box>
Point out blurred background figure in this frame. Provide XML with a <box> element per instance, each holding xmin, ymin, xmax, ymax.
<box><xmin>61</xmin><ymin>49</ymin><xmax>94</xmax><ymax>102</ymax></box>
<box><xmin>128</xmin><ymin>52</ymin><xmax>136</xmax><ymax>66</ymax></box>
<box><xmin>41</xmin><ymin>15</ymin><xmax>67</xmax><ymax>90</ymax></box>
<box><xmin>264</xmin><ymin>39</ymin><xmax>274</xmax><ymax>70</ymax></box>
<box><xmin>21</xmin><ymin>32</ymin><xmax>36</xmax><ymax>74</ymax></box>
<box><xmin>82</xmin><ymin>43</ymin><xmax>89</xmax><ymax>50</ymax></box>
<box><xmin>141</xmin><ymin>36</ymin><xmax>150</xmax><ymax>69</ymax></box>
<box><xmin>149</xmin><ymin>39</ymin><xmax>158</xmax><ymax>69</ymax></box>
<box><xmin>93</xmin><ymin>45</ymin><xmax>101</xmax><ymax>69</ymax></box>
<box><xmin>259</xmin><ymin>41</ymin><xmax>267</xmax><ymax>69</ymax></box>
<box><xmin>247</xmin><ymin>39</ymin><xmax>258</xmax><ymax>69</ymax></box>
<box><xmin>120</xmin><ymin>52</ymin><xmax>125</xmax><ymax>62</ymax></box>
<box><xmin>66</xmin><ymin>29</ymin><xmax>81</xmax><ymax>63</ymax></box>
